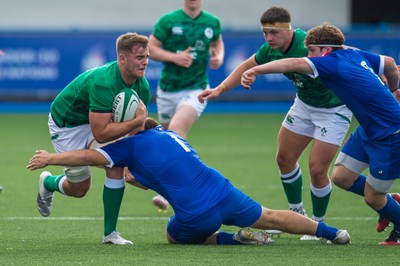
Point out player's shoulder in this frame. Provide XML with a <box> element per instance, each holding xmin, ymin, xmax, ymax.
<box><xmin>90</xmin><ymin>61</ymin><xmax>119</xmax><ymax>85</ymax></box>
<box><xmin>159</xmin><ymin>9</ymin><xmax>183</xmax><ymax>21</ymax></box>
<box><xmin>288</xmin><ymin>30</ymin><xmax>308</xmax><ymax>56</ymax></box>
<box><xmin>88</xmin><ymin>61</ymin><xmax>118</xmax><ymax>77</ymax></box>
<box><xmin>200</xmin><ymin>10</ymin><xmax>220</xmax><ymax>21</ymax></box>
<box><xmin>133</xmin><ymin>77</ymin><xmax>150</xmax><ymax>91</ymax></box>
<box><xmin>293</xmin><ymin>28</ymin><xmax>307</xmax><ymax>37</ymax></box>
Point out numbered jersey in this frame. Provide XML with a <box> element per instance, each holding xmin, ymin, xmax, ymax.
<box><xmin>306</xmin><ymin>49</ymin><xmax>400</xmax><ymax>140</ymax></box>
<box><xmin>98</xmin><ymin>126</ymin><xmax>234</xmax><ymax>222</ymax></box>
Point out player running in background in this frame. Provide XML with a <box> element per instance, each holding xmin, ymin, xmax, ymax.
<box><xmin>36</xmin><ymin>32</ymin><xmax>151</xmax><ymax>245</ymax></box>
<box><xmin>198</xmin><ymin>6</ymin><xmax>352</xmax><ymax>241</ymax></box>
<box><xmin>28</xmin><ymin>118</ymin><xmax>350</xmax><ymax>246</ymax></box>
<box><xmin>147</xmin><ymin>0</ymin><xmax>224</xmax><ymax>211</ymax></box>
<box><xmin>241</xmin><ymin>22</ymin><xmax>400</xmax><ymax>246</ymax></box>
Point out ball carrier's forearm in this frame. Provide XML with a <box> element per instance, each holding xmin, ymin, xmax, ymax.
<box><xmin>219</xmin><ymin>57</ymin><xmax>259</xmax><ymax>93</ymax></box>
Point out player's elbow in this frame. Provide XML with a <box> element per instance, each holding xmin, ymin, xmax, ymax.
<box><xmin>385</xmin><ymin>56</ymin><xmax>396</xmax><ymax>66</ymax></box>
<box><xmin>384</xmin><ymin>56</ymin><xmax>397</xmax><ymax>72</ymax></box>
<box><xmin>93</xmin><ymin>133</ymin><xmax>110</xmax><ymax>144</ymax></box>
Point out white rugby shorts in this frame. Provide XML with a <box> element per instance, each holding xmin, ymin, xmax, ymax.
<box><xmin>282</xmin><ymin>97</ymin><xmax>352</xmax><ymax>146</ymax></box>
<box><xmin>156</xmin><ymin>86</ymin><xmax>208</xmax><ymax>124</ymax></box>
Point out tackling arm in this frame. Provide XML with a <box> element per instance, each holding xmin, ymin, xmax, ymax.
<box><xmin>27</xmin><ymin>149</ymin><xmax>109</xmax><ymax>170</ymax></box>
<box><xmin>241</xmin><ymin>58</ymin><xmax>312</xmax><ymax>89</ymax></box>
<box><xmin>198</xmin><ymin>56</ymin><xmax>258</xmax><ymax>103</ymax></box>
<box><xmin>382</xmin><ymin>56</ymin><xmax>399</xmax><ymax>92</ymax></box>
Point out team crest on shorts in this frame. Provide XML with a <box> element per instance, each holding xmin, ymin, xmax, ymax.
<box><xmin>285</xmin><ymin>115</ymin><xmax>294</xmax><ymax>125</ymax></box>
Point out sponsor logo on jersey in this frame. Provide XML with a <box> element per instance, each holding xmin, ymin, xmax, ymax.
<box><xmin>172</xmin><ymin>26</ymin><xmax>183</xmax><ymax>35</ymax></box>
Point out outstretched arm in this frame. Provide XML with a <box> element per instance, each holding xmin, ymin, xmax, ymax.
<box><xmin>382</xmin><ymin>56</ymin><xmax>399</xmax><ymax>92</ymax></box>
<box><xmin>241</xmin><ymin>58</ymin><xmax>313</xmax><ymax>89</ymax></box>
<box><xmin>27</xmin><ymin>149</ymin><xmax>109</xmax><ymax>170</ymax></box>
<box><xmin>198</xmin><ymin>56</ymin><xmax>258</xmax><ymax>103</ymax></box>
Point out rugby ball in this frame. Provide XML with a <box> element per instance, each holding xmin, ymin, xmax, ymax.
<box><xmin>112</xmin><ymin>89</ymin><xmax>140</xmax><ymax>122</ymax></box>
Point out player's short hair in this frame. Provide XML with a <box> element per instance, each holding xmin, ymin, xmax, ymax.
<box><xmin>260</xmin><ymin>6</ymin><xmax>291</xmax><ymax>24</ymax></box>
<box><xmin>305</xmin><ymin>22</ymin><xmax>345</xmax><ymax>49</ymax></box>
<box><xmin>116</xmin><ymin>32</ymin><xmax>149</xmax><ymax>55</ymax></box>
<box><xmin>144</xmin><ymin>117</ymin><xmax>161</xmax><ymax>130</ymax></box>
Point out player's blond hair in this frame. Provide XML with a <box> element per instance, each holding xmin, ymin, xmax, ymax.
<box><xmin>116</xmin><ymin>32</ymin><xmax>149</xmax><ymax>55</ymax></box>
<box><xmin>305</xmin><ymin>22</ymin><xmax>345</xmax><ymax>49</ymax></box>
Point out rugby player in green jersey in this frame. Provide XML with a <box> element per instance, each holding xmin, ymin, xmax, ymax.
<box><xmin>147</xmin><ymin>0</ymin><xmax>224</xmax><ymax>210</ymax></box>
<box><xmin>36</xmin><ymin>32</ymin><xmax>151</xmax><ymax>245</ymax></box>
<box><xmin>199</xmin><ymin>6</ymin><xmax>352</xmax><ymax>241</ymax></box>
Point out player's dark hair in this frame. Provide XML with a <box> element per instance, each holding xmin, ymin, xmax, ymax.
<box><xmin>144</xmin><ymin>117</ymin><xmax>161</xmax><ymax>130</ymax></box>
<box><xmin>260</xmin><ymin>6</ymin><xmax>291</xmax><ymax>24</ymax></box>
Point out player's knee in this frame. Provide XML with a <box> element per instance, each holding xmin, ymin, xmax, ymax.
<box><xmin>71</xmin><ymin>184</ymin><xmax>90</xmax><ymax>198</ymax></box>
<box><xmin>364</xmin><ymin>195</ymin><xmax>379</xmax><ymax>209</ymax></box>
<box><xmin>166</xmin><ymin>231</ymin><xmax>178</xmax><ymax>244</ymax></box>
<box><xmin>363</xmin><ymin>191</ymin><xmax>384</xmax><ymax>210</ymax></box>
<box><xmin>309</xmin><ymin>165</ymin><xmax>326</xmax><ymax>179</ymax></box>
<box><xmin>275</xmin><ymin>152</ymin><xmax>284</xmax><ymax>166</ymax></box>
<box><xmin>63</xmin><ymin>166</ymin><xmax>91</xmax><ymax>197</ymax></box>
<box><xmin>275</xmin><ymin>152</ymin><xmax>294</xmax><ymax>170</ymax></box>
<box><xmin>309</xmin><ymin>165</ymin><xmax>329</xmax><ymax>186</ymax></box>
<box><xmin>264</xmin><ymin>209</ymin><xmax>280</xmax><ymax>228</ymax></box>
<box><xmin>254</xmin><ymin>207</ymin><xmax>276</xmax><ymax>229</ymax></box>
<box><xmin>331</xmin><ymin>169</ymin><xmax>348</xmax><ymax>189</ymax></box>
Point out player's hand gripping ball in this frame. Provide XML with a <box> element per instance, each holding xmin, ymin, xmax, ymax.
<box><xmin>112</xmin><ymin>89</ymin><xmax>140</xmax><ymax>122</ymax></box>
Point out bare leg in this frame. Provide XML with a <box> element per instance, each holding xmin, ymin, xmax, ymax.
<box><xmin>167</xmin><ymin>105</ymin><xmax>198</xmax><ymax>139</ymax></box>
<box><xmin>250</xmin><ymin>207</ymin><xmax>318</xmax><ymax>235</ymax></box>
<box><xmin>308</xmin><ymin>140</ymin><xmax>338</xmax><ymax>188</ymax></box>
<box><xmin>61</xmin><ymin>178</ymin><xmax>91</xmax><ymax>197</ymax></box>
<box><xmin>276</xmin><ymin>127</ymin><xmax>311</xmax><ymax>174</ymax></box>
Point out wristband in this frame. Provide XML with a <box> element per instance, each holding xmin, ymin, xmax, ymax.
<box><xmin>220</xmin><ymin>83</ymin><xmax>229</xmax><ymax>93</ymax></box>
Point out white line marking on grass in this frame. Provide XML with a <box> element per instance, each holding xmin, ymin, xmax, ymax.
<box><xmin>1</xmin><ymin>216</ymin><xmax>375</xmax><ymax>221</ymax></box>
<box><xmin>2</xmin><ymin>216</ymin><xmax>170</xmax><ymax>221</ymax></box>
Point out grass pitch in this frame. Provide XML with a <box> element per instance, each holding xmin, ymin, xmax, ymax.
<box><xmin>0</xmin><ymin>113</ymin><xmax>398</xmax><ymax>265</ymax></box>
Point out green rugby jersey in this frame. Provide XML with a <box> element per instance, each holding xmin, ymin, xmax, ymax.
<box><xmin>255</xmin><ymin>29</ymin><xmax>343</xmax><ymax>108</ymax></box>
<box><xmin>152</xmin><ymin>9</ymin><xmax>222</xmax><ymax>91</ymax></box>
<box><xmin>50</xmin><ymin>61</ymin><xmax>151</xmax><ymax>128</ymax></box>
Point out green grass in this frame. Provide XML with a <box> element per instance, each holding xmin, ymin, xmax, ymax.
<box><xmin>0</xmin><ymin>113</ymin><xmax>399</xmax><ymax>265</ymax></box>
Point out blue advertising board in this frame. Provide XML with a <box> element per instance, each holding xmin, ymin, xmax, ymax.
<box><xmin>1</xmin><ymin>31</ymin><xmax>400</xmax><ymax>104</ymax></box>
<box><xmin>0</xmin><ymin>31</ymin><xmax>293</xmax><ymax>102</ymax></box>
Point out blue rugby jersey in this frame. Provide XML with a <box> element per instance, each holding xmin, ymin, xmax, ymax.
<box><xmin>305</xmin><ymin>49</ymin><xmax>400</xmax><ymax>140</ymax></box>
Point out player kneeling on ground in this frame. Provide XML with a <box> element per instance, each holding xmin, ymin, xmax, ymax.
<box><xmin>28</xmin><ymin>118</ymin><xmax>350</xmax><ymax>245</ymax></box>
